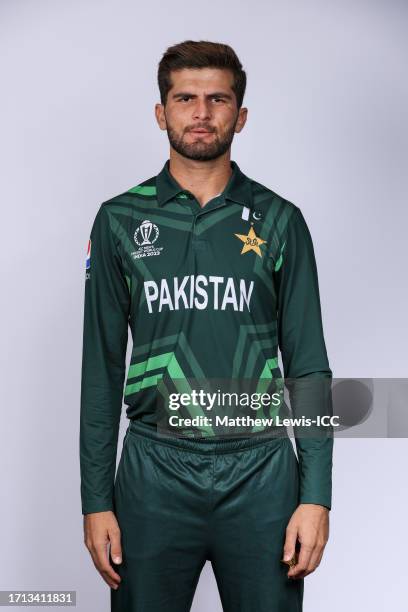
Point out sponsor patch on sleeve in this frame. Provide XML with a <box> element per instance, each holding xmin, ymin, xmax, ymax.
<box><xmin>86</xmin><ymin>238</ymin><xmax>91</xmax><ymax>269</ymax></box>
<box><xmin>85</xmin><ymin>238</ymin><xmax>91</xmax><ymax>280</ymax></box>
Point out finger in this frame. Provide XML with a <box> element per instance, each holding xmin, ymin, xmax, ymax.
<box><xmin>89</xmin><ymin>551</ymin><xmax>120</xmax><ymax>590</ymax></box>
<box><xmin>100</xmin><ymin>568</ymin><xmax>121</xmax><ymax>590</ymax></box>
<box><xmin>91</xmin><ymin>543</ymin><xmax>122</xmax><ymax>587</ymax></box>
<box><xmin>315</xmin><ymin>545</ymin><xmax>325</xmax><ymax>567</ymax></box>
<box><xmin>94</xmin><ymin>556</ymin><xmax>121</xmax><ymax>590</ymax></box>
<box><xmin>109</xmin><ymin>526</ymin><xmax>122</xmax><ymax>565</ymax></box>
<box><xmin>282</xmin><ymin>525</ymin><xmax>298</xmax><ymax>564</ymax></box>
<box><xmin>305</xmin><ymin>535</ymin><xmax>327</xmax><ymax>574</ymax></box>
<box><xmin>287</xmin><ymin>542</ymin><xmax>314</xmax><ymax>579</ymax></box>
<box><xmin>302</xmin><ymin>546</ymin><xmax>323</xmax><ymax>577</ymax></box>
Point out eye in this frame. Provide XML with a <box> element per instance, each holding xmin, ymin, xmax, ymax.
<box><xmin>180</xmin><ymin>95</ymin><xmax>191</xmax><ymax>102</ymax></box>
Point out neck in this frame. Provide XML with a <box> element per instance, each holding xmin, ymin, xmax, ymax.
<box><xmin>168</xmin><ymin>150</ymin><xmax>233</xmax><ymax>207</ymax></box>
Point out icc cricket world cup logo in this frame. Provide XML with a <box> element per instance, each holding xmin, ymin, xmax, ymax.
<box><xmin>134</xmin><ymin>220</ymin><xmax>159</xmax><ymax>246</ymax></box>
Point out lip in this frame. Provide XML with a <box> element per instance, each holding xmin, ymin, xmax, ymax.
<box><xmin>190</xmin><ymin>129</ymin><xmax>212</xmax><ymax>134</ymax></box>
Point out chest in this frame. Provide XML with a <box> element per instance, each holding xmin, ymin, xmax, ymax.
<box><xmin>122</xmin><ymin>203</ymin><xmax>278</xmax><ymax>316</ymax></box>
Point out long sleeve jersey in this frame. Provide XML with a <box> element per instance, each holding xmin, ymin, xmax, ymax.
<box><xmin>79</xmin><ymin>159</ymin><xmax>333</xmax><ymax>515</ymax></box>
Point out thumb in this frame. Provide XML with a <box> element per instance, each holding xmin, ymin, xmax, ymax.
<box><xmin>109</xmin><ymin>527</ymin><xmax>122</xmax><ymax>565</ymax></box>
<box><xmin>282</xmin><ymin>526</ymin><xmax>297</xmax><ymax>562</ymax></box>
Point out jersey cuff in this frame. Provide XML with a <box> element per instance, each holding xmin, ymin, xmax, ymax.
<box><xmin>81</xmin><ymin>499</ymin><xmax>114</xmax><ymax>515</ymax></box>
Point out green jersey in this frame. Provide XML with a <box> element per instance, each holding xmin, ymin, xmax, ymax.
<box><xmin>80</xmin><ymin>159</ymin><xmax>333</xmax><ymax>515</ymax></box>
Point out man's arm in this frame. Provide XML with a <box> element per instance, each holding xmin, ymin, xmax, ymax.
<box><xmin>80</xmin><ymin>203</ymin><xmax>130</xmax><ymax>515</ymax></box>
<box><xmin>275</xmin><ymin>204</ymin><xmax>333</xmax><ymax>578</ymax></box>
<box><xmin>275</xmin><ymin>204</ymin><xmax>333</xmax><ymax>510</ymax></box>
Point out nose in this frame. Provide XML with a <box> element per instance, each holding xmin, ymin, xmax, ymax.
<box><xmin>192</xmin><ymin>97</ymin><xmax>211</xmax><ymax>120</ymax></box>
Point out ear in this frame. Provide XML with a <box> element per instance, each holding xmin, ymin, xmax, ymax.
<box><xmin>155</xmin><ymin>103</ymin><xmax>167</xmax><ymax>131</ymax></box>
<box><xmin>235</xmin><ymin>107</ymin><xmax>248</xmax><ymax>133</ymax></box>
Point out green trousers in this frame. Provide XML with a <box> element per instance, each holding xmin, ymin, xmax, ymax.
<box><xmin>111</xmin><ymin>420</ymin><xmax>303</xmax><ymax>611</ymax></box>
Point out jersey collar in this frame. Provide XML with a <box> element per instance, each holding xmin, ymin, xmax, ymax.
<box><xmin>156</xmin><ymin>159</ymin><xmax>254</xmax><ymax>210</ymax></box>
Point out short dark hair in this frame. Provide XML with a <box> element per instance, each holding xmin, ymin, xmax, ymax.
<box><xmin>157</xmin><ymin>40</ymin><xmax>247</xmax><ymax>109</ymax></box>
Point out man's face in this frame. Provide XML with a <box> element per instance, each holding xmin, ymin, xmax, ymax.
<box><xmin>155</xmin><ymin>68</ymin><xmax>247</xmax><ymax>161</ymax></box>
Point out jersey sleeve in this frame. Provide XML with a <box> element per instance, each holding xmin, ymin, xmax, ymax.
<box><xmin>80</xmin><ymin>204</ymin><xmax>130</xmax><ymax>515</ymax></box>
<box><xmin>275</xmin><ymin>205</ymin><xmax>334</xmax><ymax>510</ymax></box>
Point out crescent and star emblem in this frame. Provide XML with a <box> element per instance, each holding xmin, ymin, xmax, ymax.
<box><xmin>234</xmin><ymin>226</ymin><xmax>267</xmax><ymax>258</ymax></box>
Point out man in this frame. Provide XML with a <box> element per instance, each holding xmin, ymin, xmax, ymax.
<box><xmin>80</xmin><ymin>40</ymin><xmax>333</xmax><ymax>612</ymax></box>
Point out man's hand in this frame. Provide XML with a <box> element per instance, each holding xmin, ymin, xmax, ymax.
<box><xmin>83</xmin><ymin>511</ymin><xmax>122</xmax><ymax>590</ymax></box>
<box><xmin>282</xmin><ymin>503</ymin><xmax>329</xmax><ymax>579</ymax></box>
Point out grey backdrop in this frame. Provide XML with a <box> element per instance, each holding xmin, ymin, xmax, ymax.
<box><xmin>1</xmin><ymin>0</ymin><xmax>407</xmax><ymax>610</ymax></box>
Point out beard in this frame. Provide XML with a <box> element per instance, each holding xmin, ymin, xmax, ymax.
<box><xmin>165</xmin><ymin>114</ymin><xmax>239</xmax><ymax>162</ymax></box>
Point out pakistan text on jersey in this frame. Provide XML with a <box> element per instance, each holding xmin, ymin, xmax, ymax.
<box><xmin>144</xmin><ymin>275</ymin><xmax>254</xmax><ymax>313</ymax></box>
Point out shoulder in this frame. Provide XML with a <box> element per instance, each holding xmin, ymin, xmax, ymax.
<box><xmin>242</xmin><ymin>173</ymin><xmax>311</xmax><ymax>265</ymax></box>
<box><xmin>89</xmin><ymin>173</ymin><xmax>157</xmax><ymax>249</ymax></box>
<box><xmin>99</xmin><ymin>173</ymin><xmax>158</xmax><ymax>214</ymax></box>
<box><xmin>248</xmin><ymin>175</ymin><xmax>300</xmax><ymax>227</ymax></box>
<box><xmin>246</xmin><ymin>175</ymin><xmax>303</xmax><ymax>245</ymax></box>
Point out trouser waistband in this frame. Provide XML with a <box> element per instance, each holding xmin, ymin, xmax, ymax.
<box><xmin>127</xmin><ymin>418</ymin><xmax>289</xmax><ymax>455</ymax></box>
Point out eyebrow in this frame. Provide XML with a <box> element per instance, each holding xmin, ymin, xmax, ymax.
<box><xmin>172</xmin><ymin>92</ymin><xmax>233</xmax><ymax>100</ymax></box>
